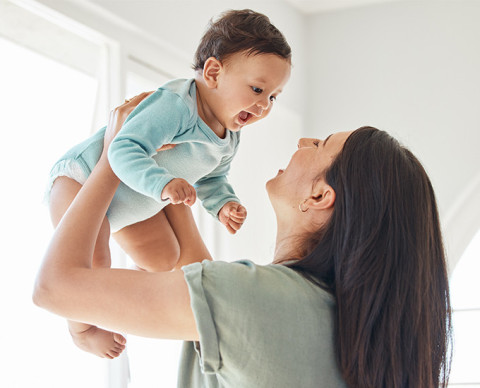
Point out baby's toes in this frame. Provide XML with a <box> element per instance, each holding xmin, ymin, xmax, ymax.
<box><xmin>113</xmin><ymin>332</ymin><xmax>127</xmax><ymax>345</ymax></box>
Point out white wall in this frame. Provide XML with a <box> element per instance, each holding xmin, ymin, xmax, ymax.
<box><xmin>305</xmin><ymin>0</ymin><xmax>480</xmax><ymax>271</ymax></box>
<box><xmin>27</xmin><ymin>0</ymin><xmax>307</xmax><ymax>263</ymax></box>
<box><xmin>88</xmin><ymin>0</ymin><xmax>308</xmax><ymax>120</ymax></box>
<box><xmin>26</xmin><ymin>0</ymin><xmax>478</xmax><ymax>270</ymax></box>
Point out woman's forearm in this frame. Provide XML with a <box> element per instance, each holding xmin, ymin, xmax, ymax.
<box><xmin>32</xmin><ymin>93</ymin><xmax>199</xmax><ymax>340</ymax></box>
<box><xmin>33</xmin><ymin>153</ymin><xmax>198</xmax><ymax>340</ymax></box>
<box><xmin>33</xmin><ymin>155</ymin><xmax>120</xmax><ymax>304</ymax></box>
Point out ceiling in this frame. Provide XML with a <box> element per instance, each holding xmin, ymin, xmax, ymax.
<box><xmin>283</xmin><ymin>0</ymin><xmax>402</xmax><ymax>14</ymax></box>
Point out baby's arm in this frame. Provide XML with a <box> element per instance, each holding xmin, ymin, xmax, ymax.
<box><xmin>108</xmin><ymin>90</ymin><xmax>190</xmax><ymax>202</ymax></box>
<box><xmin>195</xmin><ymin>154</ymin><xmax>246</xmax><ymax>233</ymax></box>
<box><xmin>218</xmin><ymin>201</ymin><xmax>247</xmax><ymax>234</ymax></box>
<box><xmin>161</xmin><ymin>178</ymin><xmax>196</xmax><ymax>207</ymax></box>
<box><xmin>195</xmin><ymin>175</ymin><xmax>239</xmax><ymax>215</ymax></box>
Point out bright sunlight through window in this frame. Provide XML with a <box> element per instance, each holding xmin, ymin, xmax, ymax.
<box><xmin>0</xmin><ymin>36</ymin><xmax>104</xmax><ymax>388</ymax></box>
<box><xmin>448</xmin><ymin>229</ymin><xmax>480</xmax><ymax>387</ymax></box>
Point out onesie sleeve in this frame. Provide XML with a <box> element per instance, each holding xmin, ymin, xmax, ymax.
<box><xmin>108</xmin><ymin>89</ymin><xmax>192</xmax><ymax>201</ymax></box>
<box><xmin>194</xmin><ymin>142</ymin><xmax>240</xmax><ymax>219</ymax></box>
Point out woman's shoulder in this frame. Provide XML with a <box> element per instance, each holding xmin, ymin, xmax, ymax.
<box><xmin>182</xmin><ymin>259</ymin><xmax>335</xmax><ymax>307</ymax></box>
<box><xmin>179</xmin><ymin>259</ymin><xmax>346</xmax><ymax>388</ymax></box>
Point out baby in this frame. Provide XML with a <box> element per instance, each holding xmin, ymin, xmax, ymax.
<box><xmin>46</xmin><ymin>9</ymin><xmax>291</xmax><ymax>358</ymax></box>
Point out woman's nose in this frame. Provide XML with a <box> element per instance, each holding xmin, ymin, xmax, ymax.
<box><xmin>297</xmin><ymin>138</ymin><xmax>319</xmax><ymax>148</ymax></box>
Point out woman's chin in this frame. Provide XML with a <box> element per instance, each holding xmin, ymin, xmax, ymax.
<box><xmin>266</xmin><ymin>169</ymin><xmax>284</xmax><ymax>190</ymax></box>
<box><xmin>265</xmin><ymin>183</ymin><xmax>275</xmax><ymax>202</ymax></box>
<box><xmin>265</xmin><ymin>177</ymin><xmax>275</xmax><ymax>192</ymax></box>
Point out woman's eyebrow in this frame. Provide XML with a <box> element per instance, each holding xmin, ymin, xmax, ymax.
<box><xmin>324</xmin><ymin>134</ymin><xmax>333</xmax><ymax>146</ymax></box>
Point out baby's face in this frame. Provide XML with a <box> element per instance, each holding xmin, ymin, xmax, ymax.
<box><xmin>213</xmin><ymin>51</ymin><xmax>291</xmax><ymax>131</ymax></box>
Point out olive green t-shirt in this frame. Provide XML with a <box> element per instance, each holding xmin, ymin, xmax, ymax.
<box><xmin>178</xmin><ymin>260</ymin><xmax>347</xmax><ymax>388</ymax></box>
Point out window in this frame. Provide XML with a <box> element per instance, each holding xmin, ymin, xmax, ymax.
<box><xmin>126</xmin><ymin>56</ymin><xmax>172</xmax><ymax>97</ymax></box>
<box><xmin>0</xmin><ymin>3</ymin><xmax>194</xmax><ymax>386</ymax></box>
<box><xmin>0</xmin><ymin>35</ymin><xmax>106</xmax><ymax>387</ymax></box>
<box><xmin>448</xmin><ymin>229</ymin><xmax>480</xmax><ymax>387</ymax></box>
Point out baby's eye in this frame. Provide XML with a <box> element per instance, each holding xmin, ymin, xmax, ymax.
<box><xmin>269</xmin><ymin>95</ymin><xmax>277</xmax><ymax>102</ymax></box>
<box><xmin>251</xmin><ymin>86</ymin><xmax>263</xmax><ymax>94</ymax></box>
<box><xmin>313</xmin><ymin>140</ymin><xmax>320</xmax><ymax>147</ymax></box>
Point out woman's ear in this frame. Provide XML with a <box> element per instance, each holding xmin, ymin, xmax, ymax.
<box><xmin>202</xmin><ymin>57</ymin><xmax>223</xmax><ymax>88</ymax></box>
<box><xmin>307</xmin><ymin>182</ymin><xmax>336</xmax><ymax>211</ymax></box>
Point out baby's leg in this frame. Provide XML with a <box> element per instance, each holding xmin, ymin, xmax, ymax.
<box><xmin>163</xmin><ymin>204</ymin><xmax>213</xmax><ymax>269</ymax></box>
<box><xmin>112</xmin><ymin>204</ymin><xmax>212</xmax><ymax>272</ymax></box>
<box><xmin>49</xmin><ymin>177</ymin><xmax>126</xmax><ymax>359</ymax></box>
<box><xmin>113</xmin><ymin>209</ymin><xmax>181</xmax><ymax>272</ymax></box>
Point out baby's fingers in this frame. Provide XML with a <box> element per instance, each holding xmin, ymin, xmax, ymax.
<box><xmin>230</xmin><ymin>207</ymin><xmax>247</xmax><ymax>220</ymax></box>
<box><xmin>228</xmin><ymin>213</ymin><xmax>246</xmax><ymax>223</ymax></box>
<box><xmin>183</xmin><ymin>186</ymin><xmax>197</xmax><ymax>207</ymax></box>
<box><xmin>224</xmin><ymin>222</ymin><xmax>237</xmax><ymax>234</ymax></box>
<box><xmin>226</xmin><ymin>218</ymin><xmax>243</xmax><ymax>234</ymax></box>
<box><xmin>168</xmin><ymin>190</ymin><xmax>185</xmax><ymax>204</ymax></box>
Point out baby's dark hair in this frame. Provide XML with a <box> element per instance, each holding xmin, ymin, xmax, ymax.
<box><xmin>193</xmin><ymin>9</ymin><xmax>292</xmax><ymax>71</ymax></box>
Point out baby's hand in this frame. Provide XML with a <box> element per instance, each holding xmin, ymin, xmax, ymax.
<box><xmin>218</xmin><ymin>202</ymin><xmax>247</xmax><ymax>234</ymax></box>
<box><xmin>161</xmin><ymin>178</ymin><xmax>196</xmax><ymax>206</ymax></box>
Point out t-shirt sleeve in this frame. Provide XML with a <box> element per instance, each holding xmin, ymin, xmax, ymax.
<box><xmin>107</xmin><ymin>88</ymin><xmax>192</xmax><ymax>201</ymax></box>
<box><xmin>181</xmin><ymin>261</ymin><xmax>222</xmax><ymax>373</ymax></box>
<box><xmin>181</xmin><ymin>259</ymin><xmax>296</xmax><ymax>375</ymax></box>
<box><xmin>180</xmin><ymin>260</ymin><xmax>343</xmax><ymax>388</ymax></box>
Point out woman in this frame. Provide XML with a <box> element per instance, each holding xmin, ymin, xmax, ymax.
<box><xmin>34</xmin><ymin>93</ymin><xmax>451</xmax><ymax>387</ymax></box>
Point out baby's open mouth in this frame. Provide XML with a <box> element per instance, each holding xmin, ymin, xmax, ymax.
<box><xmin>238</xmin><ymin>111</ymin><xmax>251</xmax><ymax>125</ymax></box>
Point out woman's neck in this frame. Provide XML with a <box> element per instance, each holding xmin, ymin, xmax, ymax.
<box><xmin>273</xmin><ymin>223</ymin><xmax>305</xmax><ymax>264</ymax></box>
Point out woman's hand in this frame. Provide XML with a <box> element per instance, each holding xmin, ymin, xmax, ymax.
<box><xmin>102</xmin><ymin>92</ymin><xmax>153</xmax><ymax>154</ymax></box>
<box><xmin>102</xmin><ymin>92</ymin><xmax>176</xmax><ymax>159</ymax></box>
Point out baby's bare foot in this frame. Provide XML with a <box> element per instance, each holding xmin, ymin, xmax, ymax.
<box><xmin>70</xmin><ymin>326</ymin><xmax>126</xmax><ymax>359</ymax></box>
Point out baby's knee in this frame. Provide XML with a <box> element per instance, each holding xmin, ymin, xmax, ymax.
<box><xmin>152</xmin><ymin>241</ymin><xmax>180</xmax><ymax>272</ymax></box>
<box><xmin>141</xmin><ymin>241</ymin><xmax>180</xmax><ymax>272</ymax></box>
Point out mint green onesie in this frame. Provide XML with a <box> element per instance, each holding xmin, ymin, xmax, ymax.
<box><xmin>46</xmin><ymin>79</ymin><xmax>241</xmax><ymax>232</ymax></box>
<box><xmin>179</xmin><ymin>260</ymin><xmax>348</xmax><ymax>388</ymax></box>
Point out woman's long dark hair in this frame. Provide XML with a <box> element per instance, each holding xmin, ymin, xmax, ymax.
<box><xmin>287</xmin><ymin>127</ymin><xmax>452</xmax><ymax>388</ymax></box>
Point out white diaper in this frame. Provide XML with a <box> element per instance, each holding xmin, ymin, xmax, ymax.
<box><xmin>43</xmin><ymin>159</ymin><xmax>88</xmax><ymax>205</ymax></box>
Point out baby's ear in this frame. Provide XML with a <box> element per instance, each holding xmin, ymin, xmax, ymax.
<box><xmin>203</xmin><ymin>57</ymin><xmax>223</xmax><ymax>88</ymax></box>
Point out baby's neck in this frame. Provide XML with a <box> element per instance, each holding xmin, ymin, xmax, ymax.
<box><xmin>194</xmin><ymin>76</ymin><xmax>226</xmax><ymax>139</ymax></box>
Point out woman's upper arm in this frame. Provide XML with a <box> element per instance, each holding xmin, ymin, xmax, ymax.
<box><xmin>35</xmin><ymin>267</ymin><xmax>199</xmax><ymax>341</ymax></box>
